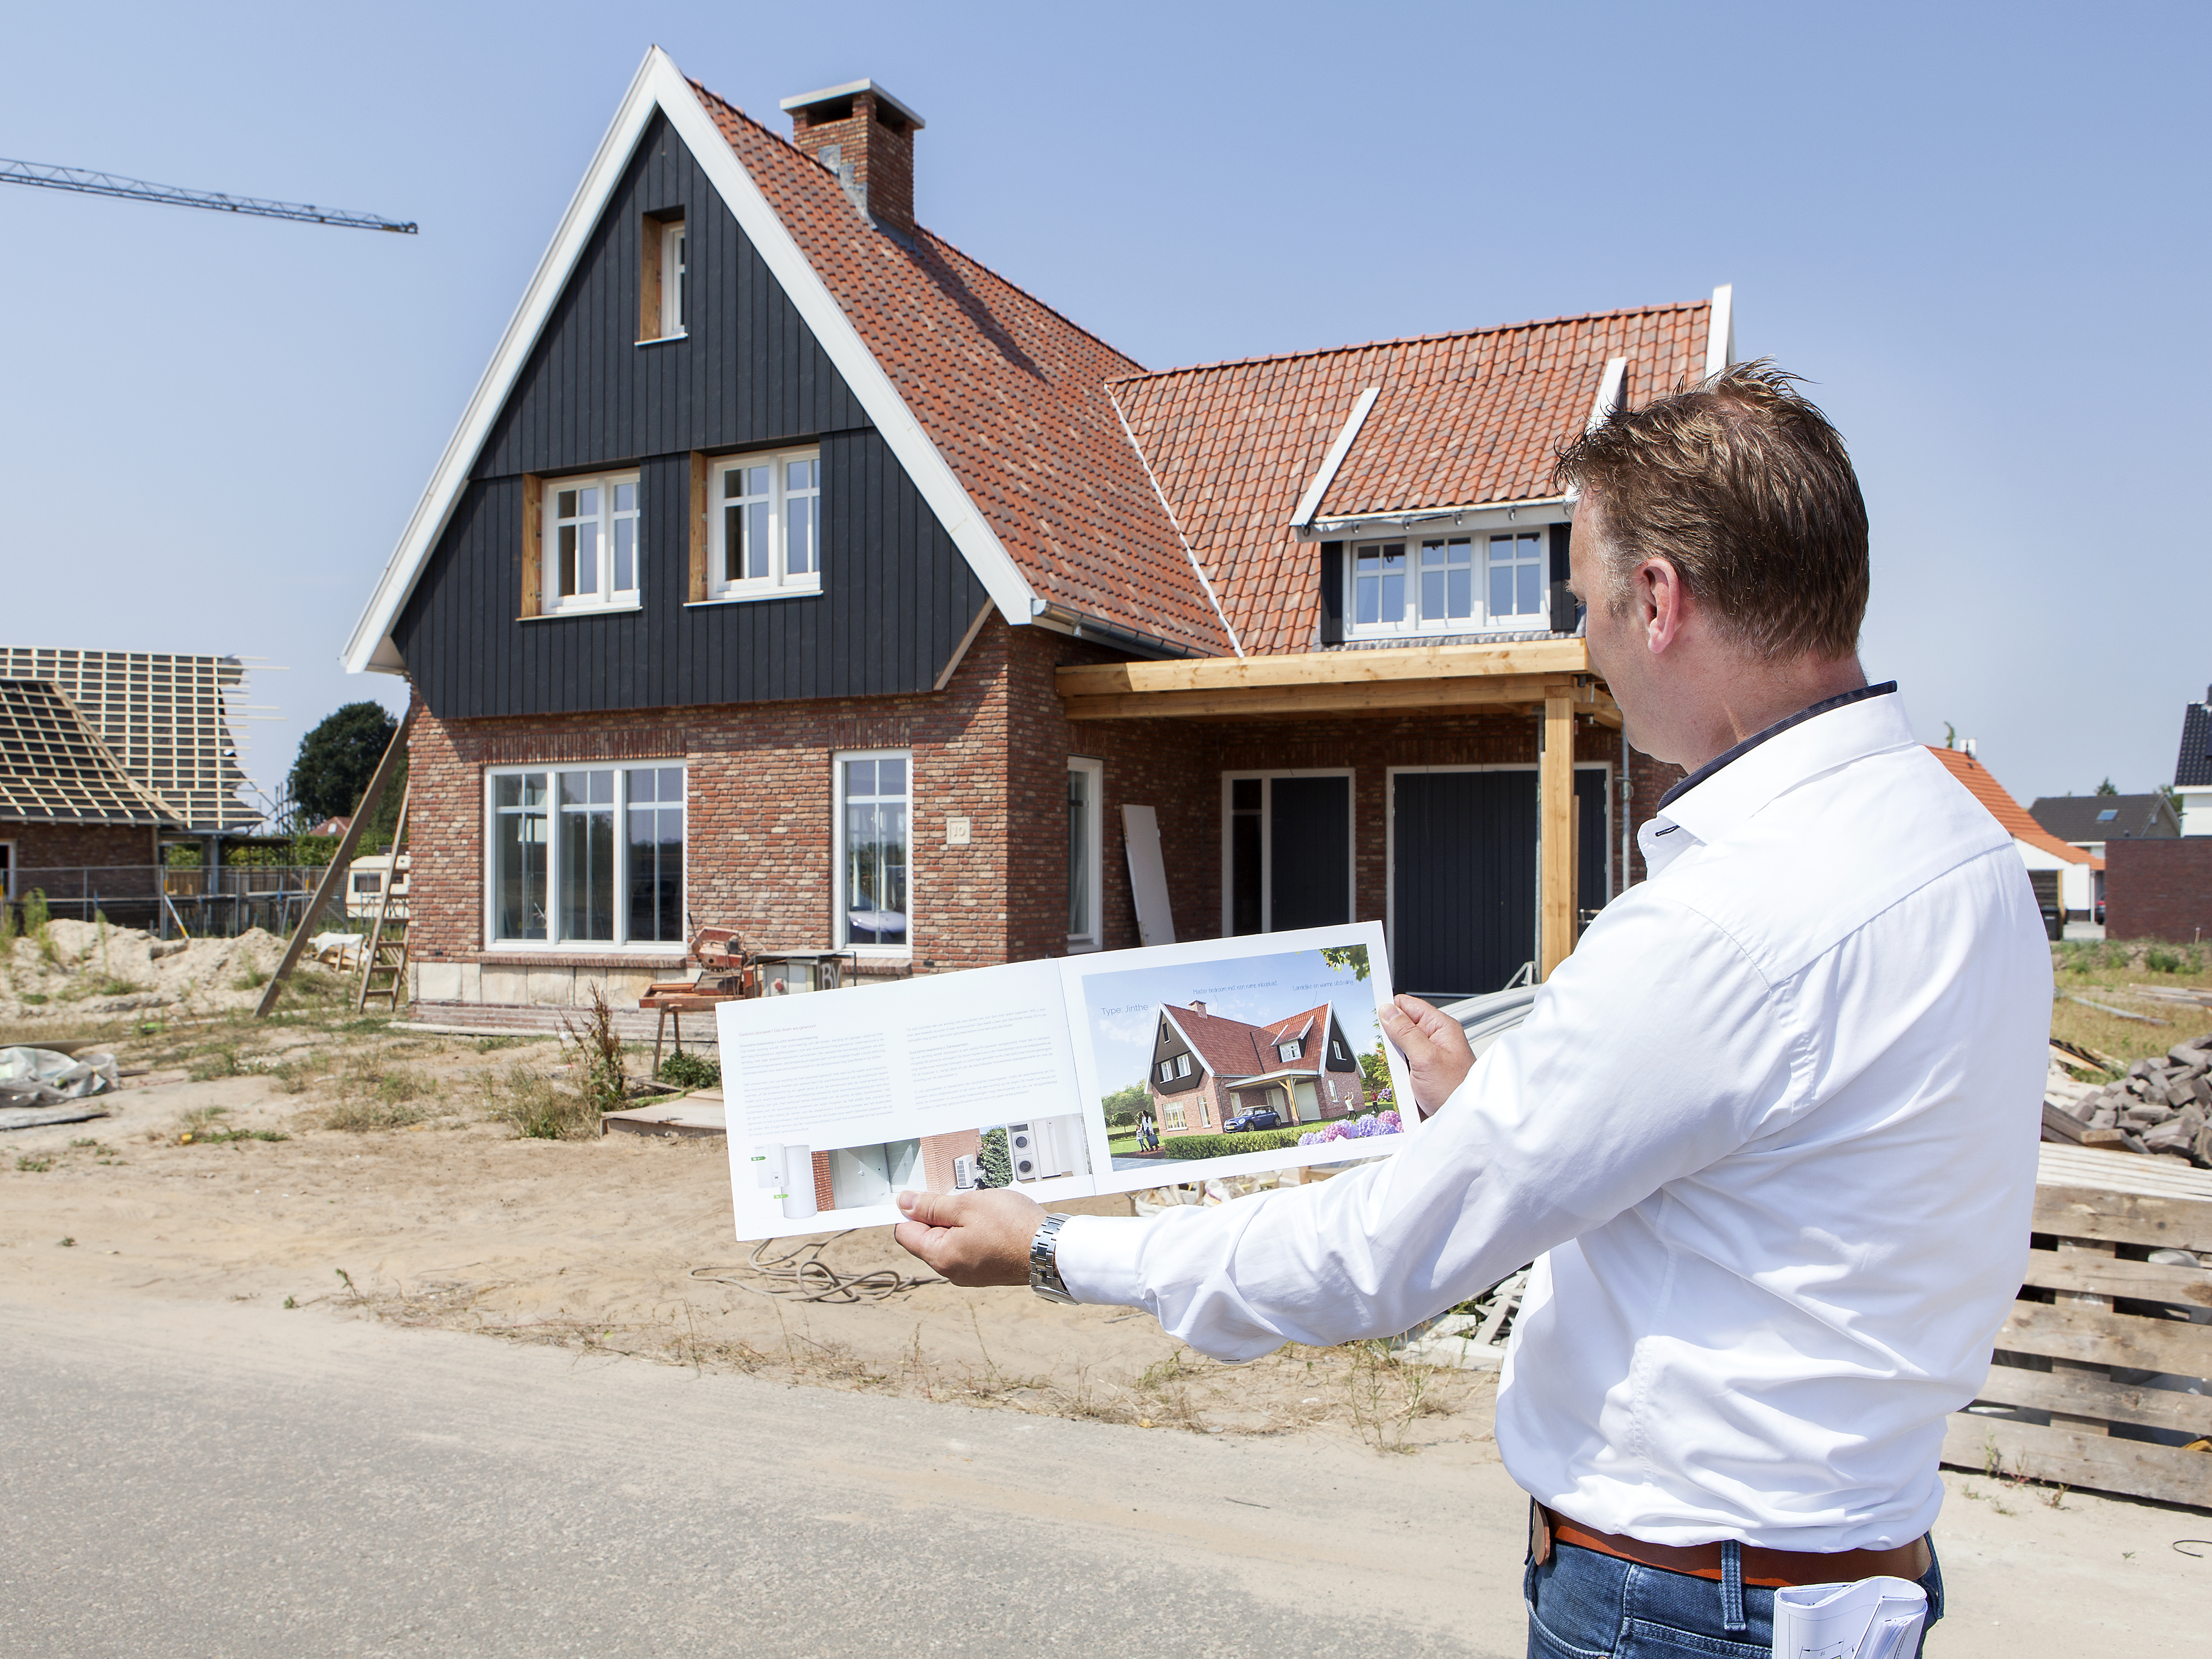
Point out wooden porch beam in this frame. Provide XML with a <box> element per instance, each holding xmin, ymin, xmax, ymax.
<box><xmin>1055</xmin><ymin>637</ymin><xmax>1593</xmax><ymax>698</ymax></box>
<box><xmin>1063</xmin><ymin>673</ymin><xmax>1621</xmax><ymax>725</ymax></box>
<box><xmin>1539</xmin><ymin>692</ymin><xmax>1577</xmax><ymax>981</ymax></box>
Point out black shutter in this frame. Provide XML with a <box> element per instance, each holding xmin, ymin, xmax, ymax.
<box><xmin>1548</xmin><ymin>523</ymin><xmax>1578</xmax><ymax>634</ymax></box>
<box><xmin>1318</xmin><ymin>541</ymin><xmax>1344</xmax><ymax>644</ymax></box>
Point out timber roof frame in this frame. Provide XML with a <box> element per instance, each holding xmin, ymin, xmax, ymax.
<box><xmin>0</xmin><ymin>678</ymin><xmax>180</xmax><ymax>827</ymax></box>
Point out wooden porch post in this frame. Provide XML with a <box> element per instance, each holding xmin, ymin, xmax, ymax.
<box><xmin>1539</xmin><ymin>692</ymin><xmax>1577</xmax><ymax>980</ymax></box>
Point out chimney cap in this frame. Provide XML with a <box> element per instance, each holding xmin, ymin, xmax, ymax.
<box><xmin>779</xmin><ymin>78</ymin><xmax>926</xmax><ymax>131</ymax></box>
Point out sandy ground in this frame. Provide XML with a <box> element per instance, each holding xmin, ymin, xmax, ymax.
<box><xmin>4</xmin><ymin>989</ymin><xmax>2210</xmax><ymax>1650</ymax></box>
<box><xmin>0</xmin><ymin>919</ymin><xmax>301</xmax><ymax>1021</ymax></box>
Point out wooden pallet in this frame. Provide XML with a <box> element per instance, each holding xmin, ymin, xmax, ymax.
<box><xmin>1943</xmin><ymin>1150</ymin><xmax>2212</xmax><ymax>1508</ymax></box>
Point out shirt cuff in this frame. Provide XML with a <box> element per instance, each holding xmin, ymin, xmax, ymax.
<box><xmin>1050</xmin><ymin>1212</ymin><xmax>1149</xmax><ymax>1307</ymax></box>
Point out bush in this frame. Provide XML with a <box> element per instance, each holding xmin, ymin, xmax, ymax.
<box><xmin>1298</xmin><ymin>1110</ymin><xmax>1404</xmax><ymax>1147</ymax></box>
<box><xmin>1157</xmin><ymin>1123</ymin><xmax>1316</xmax><ymax>1160</ymax></box>
<box><xmin>658</xmin><ymin>1050</ymin><xmax>720</xmax><ymax>1090</ymax></box>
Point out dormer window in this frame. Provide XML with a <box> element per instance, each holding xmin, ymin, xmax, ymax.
<box><xmin>710</xmin><ymin>449</ymin><xmax>822</xmax><ymax>600</ymax></box>
<box><xmin>542</xmin><ymin>474</ymin><xmax>640</xmax><ymax>613</ymax></box>
<box><xmin>1346</xmin><ymin>528</ymin><xmax>1552</xmax><ymax>637</ymax></box>
<box><xmin>1277</xmin><ymin>1039</ymin><xmax>1302</xmax><ymax>1062</ymax></box>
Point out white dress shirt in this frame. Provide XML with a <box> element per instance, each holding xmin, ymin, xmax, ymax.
<box><xmin>1055</xmin><ymin>691</ymin><xmax>2051</xmax><ymax>1550</ymax></box>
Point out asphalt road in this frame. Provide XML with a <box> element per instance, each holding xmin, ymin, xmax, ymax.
<box><xmin>0</xmin><ymin>1295</ymin><xmax>1524</xmax><ymax>1657</ymax></box>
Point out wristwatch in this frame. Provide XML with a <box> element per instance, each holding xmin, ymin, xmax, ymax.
<box><xmin>1028</xmin><ymin>1212</ymin><xmax>1077</xmax><ymax>1304</ymax></box>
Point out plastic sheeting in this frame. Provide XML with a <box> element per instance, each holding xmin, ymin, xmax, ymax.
<box><xmin>0</xmin><ymin>1045</ymin><xmax>120</xmax><ymax>1108</ymax></box>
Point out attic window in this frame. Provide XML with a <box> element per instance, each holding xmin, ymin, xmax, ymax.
<box><xmin>638</xmin><ymin>212</ymin><xmax>686</xmax><ymax>344</ymax></box>
<box><xmin>1277</xmin><ymin>1039</ymin><xmax>1303</xmax><ymax>1062</ymax></box>
<box><xmin>2095</xmin><ymin>808</ymin><xmax>2119</xmax><ymax>822</ymax></box>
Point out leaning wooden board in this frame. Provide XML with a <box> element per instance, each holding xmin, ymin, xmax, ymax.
<box><xmin>1941</xmin><ymin>1147</ymin><xmax>2212</xmax><ymax>1508</ymax></box>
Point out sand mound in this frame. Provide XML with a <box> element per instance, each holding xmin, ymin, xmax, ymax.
<box><xmin>1</xmin><ymin>922</ymin><xmax>295</xmax><ymax>1021</ymax></box>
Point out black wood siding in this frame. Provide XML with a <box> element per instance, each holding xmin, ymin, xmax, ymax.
<box><xmin>392</xmin><ymin>112</ymin><xmax>990</xmax><ymax>719</ymax></box>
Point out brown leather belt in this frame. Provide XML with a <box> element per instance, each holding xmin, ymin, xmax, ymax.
<box><xmin>1532</xmin><ymin>1503</ymin><xmax>1931</xmax><ymax>1589</ymax></box>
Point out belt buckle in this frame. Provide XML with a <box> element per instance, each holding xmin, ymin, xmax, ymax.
<box><xmin>1529</xmin><ymin>1500</ymin><xmax>1553</xmax><ymax>1566</ymax></box>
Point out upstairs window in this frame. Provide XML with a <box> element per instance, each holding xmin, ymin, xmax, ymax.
<box><xmin>638</xmin><ymin>211</ymin><xmax>686</xmax><ymax>343</ymax></box>
<box><xmin>1344</xmin><ymin>526</ymin><xmax>1556</xmax><ymax>637</ymax></box>
<box><xmin>1277</xmin><ymin>1039</ymin><xmax>1303</xmax><ymax>1062</ymax></box>
<box><xmin>660</xmin><ymin>223</ymin><xmax>687</xmax><ymax>337</ymax></box>
<box><xmin>710</xmin><ymin>450</ymin><xmax>822</xmax><ymax>600</ymax></box>
<box><xmin>543</xmin><ymin>474</ymin><xmax>640</xmax><ymax>613</ymax></box>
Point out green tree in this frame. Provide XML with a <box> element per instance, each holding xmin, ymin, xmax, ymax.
<box><xmin>978</xmin><ymin>1126</ymin><xmax>1013</xmax><ymax>1188</ymax></box>
<box><xmin>1359</xmin><ymin>1039</ymin><xmax>1393</xmax><ymax>1100</ymax></box>
<box><xmin>2095</xmin><ymin>777</ymin><xmax>2118</xmax><ymax>796</ymax></box>
<box><xmin>1319</xmin><ymin>944</ymin><xmax>1370</xmax><ymax>980</ymax></box>
<box><xmin>287</xmin><ymin>703</ymin><xmax>405</xmax><ymax>840</ymax></box>
<box><xmin>1101</xmin><ymin>1081</ymin><xmax>1151</xmax><ymax>1126</ymax></box>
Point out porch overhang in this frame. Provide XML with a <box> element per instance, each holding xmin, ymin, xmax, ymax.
<box><xmin>1055</xmin><ymin>638</ymin><xmax>1621</xmax><ymax>727</ymax></box>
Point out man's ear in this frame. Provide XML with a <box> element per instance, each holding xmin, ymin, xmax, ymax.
<box><xmin>1640</xmin><ymin>557</ymin><xmax>1689</xmax><ymax>657</ymax></box>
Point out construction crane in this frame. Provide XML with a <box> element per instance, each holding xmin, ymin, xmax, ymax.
<box><xmin>0</xmin><ymin>156</ymin><xmax>415</xmax><ymax>233</ymax></box>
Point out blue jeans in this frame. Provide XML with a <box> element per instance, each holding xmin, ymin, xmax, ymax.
<box><xmin>1524</xmin><ymin>1538</ymin><xmax>1944</xmax><ymax>1658</ymax></box>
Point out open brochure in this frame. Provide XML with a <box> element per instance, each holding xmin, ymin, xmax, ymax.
<box><xmin>715</xmin><ymin>921</ymin><xmax>1413</xmax><ymax>1242</ymax></box>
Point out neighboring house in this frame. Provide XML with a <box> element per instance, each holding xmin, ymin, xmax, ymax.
<box><xmin>343</xmin><ymin>49</ymin><xmax>1727</xmax><ymax>1026</ymax></box>
<box><xmin>2174</xmin><ymin>687</ymin><xmax>2212</xmax><ymax>836</ymax></box>
<box><xmin>307</xmin><ymin>815</ymin><xmax>353</xmax><ymax>838</ymax></box>
<box><xmin>1145</xmin><ymin>999</ymin><xmax>1365</xmax><ymax>1136</ymax></box>
<box><xmin>0</xmin><ymin>677</ymin><xmax>179</xmax><ymax>914</ymax></box>
<box><xmin>1928</xmin><ymin>746</ymin><xmax>2100</xmax><ymax>922</ymax></box>
<box><xmin>2028</xmin><ymin>793</ymin><xmax>2177</xmax><ymax>917</ymax></box>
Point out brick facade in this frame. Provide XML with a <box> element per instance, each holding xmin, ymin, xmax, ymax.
<box><xmin>2105</xmin><ymin>839</ymin><xmax>2212</xmax><ymax>943</ymax></box>
<box><xmin>403</xmin><ymin>617</ymin><xmax>1675</xmax><ymax>1012</ymax></box>
<box><xmin>3</xmin><ymin>821</ymin><xmax>161</xmax><ymax>876</ymax></box>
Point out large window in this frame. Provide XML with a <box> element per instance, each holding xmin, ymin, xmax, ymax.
<box><xmin>1067</xmin><ymin>757</ymin><xmax>1102</xmax><ymax>952</ymax></box>
<box><xmin>837</xmin><ymin>751</ymin><xmax>909</xmax><ymax>950</ymax></box>
<box><xmin>1346</xmin><ymin>526</ymin><xmax>1554</xmax><ymax>637</ymax></box>
<box><xmin>543</xmin><ymin>474</ymin><xmax>641</xmax><ymax>613</ymax></box>
<box><xmin>710</xmin><ymin>449</ymin><xmax>821</xmax><ymax>600</ymax></box>
<box><xmin>488</xmin><ymin>764</ymin><xmax>683</xmax><ymax>947</ymax></box>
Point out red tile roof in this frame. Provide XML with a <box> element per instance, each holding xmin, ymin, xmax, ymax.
<box><xmin>1927</xmin><ymin>747</ymin><xmax>2101</xmax><ymax>867</ymax></box>
<box><xmin>1167</xmin><ymin>1001</ymin><xmax>1332</xmax><ymax>1078</ymax></box>
<box><xmin>691</xmin><ymin>82</ymin><xmax>1234</xmax><ymax>657</ymax></box>
<box><xmin>1107</xmin><ymin>305</ymin><xmax>1711</xmax><ymax>653</ymax></box>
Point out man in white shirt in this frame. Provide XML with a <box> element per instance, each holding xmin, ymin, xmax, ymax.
<box><xmin>896</xmin><ymin>363</ymin><xmax>2050</xmax><ymax>1657</ymax></box>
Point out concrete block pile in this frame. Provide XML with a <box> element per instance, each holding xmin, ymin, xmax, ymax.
<box><xmin>2046</xmin><ymin>1034</ymin><xmax>2212</xmax><ymax>1166</ymax></box>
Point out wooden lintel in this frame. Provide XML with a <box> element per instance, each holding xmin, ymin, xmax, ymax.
<box><xmin>1056</xmin><ymin>637</ymin><xmax>1592</xmax><ymax>699</ymax></box>
<box><xmin>1063</xmin><ymin>673</ymin><xmax>1600</xmax><ymax>723</ymax></box>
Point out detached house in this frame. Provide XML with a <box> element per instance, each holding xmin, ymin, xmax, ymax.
<box><xmin>345</xmin><ymin>49</ymin><xmax>1725</xmax><ymax>1021</ymax></box>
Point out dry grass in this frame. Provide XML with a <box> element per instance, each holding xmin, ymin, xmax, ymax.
<box><xmin>478</xmin><ymin>1061</ymin><xmax>601</xmax><ymax>1141</ymax></box>
<box><xmin>2049</xmin><ymin>940</ymin><xmax>2212</xmax><ymax>1067</ymax></box>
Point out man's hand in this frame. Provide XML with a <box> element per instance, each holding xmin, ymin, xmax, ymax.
<box><xmin>1378</xmin><ymin>993</ymin><xmax>1476</xmax><ymax>1118</ymax></box>
<box><xmin>894</xmin><ymin>1188</ymin><xmax>1045</xmax><ymax>1287</ymax></box>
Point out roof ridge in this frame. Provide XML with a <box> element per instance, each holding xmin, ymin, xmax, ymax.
<box><xmin>688</xmin><ymin>77</ymin><xmax>1150</xmax><ymax>377</ymax></box>
<box><xmin>1106</xmin><ymin>298</ymin><xmax>1711</xmax><ymax>388</ymax></box>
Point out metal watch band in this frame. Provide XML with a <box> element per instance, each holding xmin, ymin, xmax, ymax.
<box><xmin>1028</xmin><ymin>1212</ymin><xmax>1077</xmax><ymax>1304</ymax></box>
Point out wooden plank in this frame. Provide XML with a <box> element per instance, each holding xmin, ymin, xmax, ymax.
<box><xmin>2034</xmin><ymin>1183</ymin><xmax>2212</xmax><ymax>1254</ymax></box>
<box><xmin>518</xmin><ymin>474</ymin><xmax>543</xmax><ymax>619</ymax></box>
<box><xmin>1061</xmin><ymin>673</ymin><xmax>1595</xmax><ymax>724</ymax></box>
<box><xmin>2021</xmin><ymin>1248</ymin><xmax>2212</xmax><ymax>1307</ymax></box>
<box><xmin>687</xmin><ymin>450</ymin><xmax>708</xmax><ymax>603</ymax></box>
<box><xmin>1054</xmin><ymin>637</ymin><xmax>1594</xmax><ymax>697</ymax></box>
<box><xmin>1989</xmin><ymin>1299</ymin><xmax>2212</xmax><ymax>1375</ymax></box>
<box><xmin>1539</xmin><ymin>694</ymin><xmax>1576</xmax><ymax>980</ymax></box>
<box><xmin>1941</xmin><ymin>1413</ymin><xmax>2212</xmax><ymax>1508</ymax></box>
<box><xmin>1974</xmin><ymin>1360</ymin><xmax>2212</xmax><ymax>1436</ymax></box>
<box><xmin>2039</xmin><ymin>1145</ymin><xmax>2212</xmax><ymax>1200</ymax></box>
<box><xmin>638</xmin><ymin>211</ymin><xmax>662</xmax><ymax>342</ymax></box>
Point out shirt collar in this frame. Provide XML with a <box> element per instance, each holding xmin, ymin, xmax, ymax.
<box><xmin>1653</xmin><ymin>682</ymin><xmax>1912</xmax><ymax>848</ymax></box>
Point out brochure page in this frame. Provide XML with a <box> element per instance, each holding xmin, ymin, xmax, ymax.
<box><xmin>716</xmin><ymin>921</ymin><xmax>1409</xmax><ymax>1242</ymax></box>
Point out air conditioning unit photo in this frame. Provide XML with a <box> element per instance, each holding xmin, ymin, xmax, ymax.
<box><xmin>953</xmin><ymin>1154</ymin><xmax>977</xmax><ymax>1190</ymax></box>
<box><xmin>1008</xmin><ymin>1115</ymin><xmax>1085</xmax><ymax>1183</ymax></box>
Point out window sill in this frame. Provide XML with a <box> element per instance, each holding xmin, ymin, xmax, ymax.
<box><xmin>635</xmin><ymin>333</ymin><xmax>688</xmax><ymax>347</ymax></box>
<box><xmin>480</xmin><ymin>941</ymin><xmax>682</xmax><ymax>957</ymax></box>
<box><xmin>1065</xmin><ymin>938</ymin><xmax>1102</xmax><ymax>955</ymax></box>
<box><xmin>691</xmin><ymin>583</ymin><xmax>823</xmax><ymax>607</ymax></box>
<box><xmin>522</xmin><ymin>600</ymin><xmax>644</xmax><ymax>620</ymax></box>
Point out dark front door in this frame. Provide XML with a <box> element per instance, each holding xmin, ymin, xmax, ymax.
<box><xmin>1391</xmin><ymin>770</ymin><xmax>1536</xmax><ymax>1000</ymax></box>
<box><xmin>1269</xmin><ymin>775</ymin><xmax>1351</xmax><ymax>930</ymax></box>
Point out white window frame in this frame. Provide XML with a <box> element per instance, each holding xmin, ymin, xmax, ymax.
<box><xmin>660</xmin><ymin>221</ymin><xmax>687</xmax><ymax>338</ymax></box>
<box><xmin>1219</xmin><ymin>768</ymin><xmax>1356</xmax><ymax>937</ymax></box>
<box><xmin>1343</xmin><ymin>516</ymin><xmax>1562</xmax><ymax>640</ymax></box>
<box><xmin>541</xmin><ymin>472</ymin><xmax>642</xmax><ymax>615</ymax></box>
<box><xmin>833</xmin><ymin>748</ymin><xmax>911</xmax><ymax>957</ymax></box>
<box><xmin>1277</xmin><ymin>1039</ymin><xmax>1302</xmax><ymax>1062</ymax></box>
<box><xmin>480</xmin><ymin>762</ymin><xmax>685</xmax><ymax>952</ymax></box>
<box><xmin>708</xmin><ymin>448</ymin><xmax>822</xmax><ymax>601</ymax></box>
<box><xmin>1066</xmin><ymin>756</ymin><xmax>1103</xmax><ymax>953</ymax></box>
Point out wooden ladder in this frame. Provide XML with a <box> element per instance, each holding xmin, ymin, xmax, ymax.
<box><xmin>355</xmin><ymin>783</ymin><xmax>411</xmax><ymax>1014</ymax></box>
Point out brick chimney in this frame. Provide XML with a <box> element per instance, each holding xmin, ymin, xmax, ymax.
<box><xmin>779</xmin><ymin>79</ymin><xmax>925</xmax><ymax>235</ymax></box>
<box><xmin>1190</xmin><ymin>1001</ymin><xmax>1207</xmax><ymax>1016</ymax></box>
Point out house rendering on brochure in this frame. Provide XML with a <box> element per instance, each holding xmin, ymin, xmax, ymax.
<box><xmin>1145</xmin><ymin>1001</ymin><xmax>1365</xmax><ymax>1136</ymax></box>
<box><xmin>344</xmin><ymin>48</ymin><xmax>1731</xmax><ymax>1021</ymax></box>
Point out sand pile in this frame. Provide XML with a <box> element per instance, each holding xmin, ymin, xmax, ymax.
<box><xmin>0</xmin><ymin>920</ymin><xmax>292</xmax><ymax>1020</ymax></box>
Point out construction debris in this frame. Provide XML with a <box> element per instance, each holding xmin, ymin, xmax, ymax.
<box><xmin>0</xmin><ymin>1044</ymin><xmax>119</xmax><ymax>1129</ymax></box>
<box><xmin>2044</xmin><ymin>1030</ymin><xmax>2212</xmax><ymax>1167</ymax></box>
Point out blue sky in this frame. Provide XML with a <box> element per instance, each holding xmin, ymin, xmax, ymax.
<box><xmin>1077</xmin><ymin>946</ymin><xmax>1382</xmax><ymax>1097</ymax></box>
<box><xmin>2</xmin><ymin>2</ymin><xmax>2203</xmax><ymax>808</ymax></box>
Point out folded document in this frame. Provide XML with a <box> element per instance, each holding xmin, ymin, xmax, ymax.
<box><xmin>1772</xmin><ymin>1576</ymin><xmax>1927</xmax><ymax>1659</ymax></box>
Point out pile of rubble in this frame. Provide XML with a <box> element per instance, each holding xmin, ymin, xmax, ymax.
<box><xmin>2044</xmin><ymin>1034</ymin><xmax>2212</xmax><ymax>1166</ymax></box>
